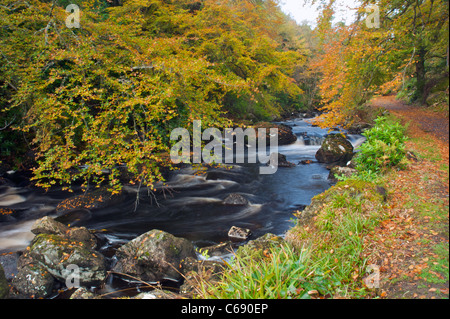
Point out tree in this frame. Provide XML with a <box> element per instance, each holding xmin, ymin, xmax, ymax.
<box><xmin>308</xmin><ymin>0</ymin><xmax>449</xmax><ymax>129</ymax></box>
<box><xmin>0</xmin><ymin>0</ymin><xmax>309</xmax><ymax>191</ymax></box>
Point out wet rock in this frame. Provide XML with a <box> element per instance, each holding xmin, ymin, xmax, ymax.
<box><xmin>328</xmin><ymin>166</ymin><xmax>358</xmax><ymax>183</ymax></box>
<box><xmin>31</xmin><ymin>216</ymin><xmax>97</xmax><ymax>249</ymax></box>
<box><xmin>222</xmin><ymin>194</ymin><xmax>249</xmax><ymax>206</ymax></box>
<box><xmin>11</xmin><ymin>217</ymin><xmax>106</xmax><ymax>296</ymax></box>
<box><xmin>0</xmin><ymin>264</ymin><xmax>9</xmax><ymax>299</ymax></box>
<box><xmin>70</xmin><ymin>287</ymin><xmax>96</xmax><ymax>299</ymax></box>
<box><xmin>277</xmin><ymin>124</ymin><xmax>298</xmax><ymax>146</ymax></box>
<box><xmin>31</xmin><ymin>216</ymin><xmax>69</xmax><ymax>236</ymax></box>
<box><xmin>12</xmin><ymin>256</ymin><xmax>54</xmax><ymax>299</ymax></box>
<box><xmin>28</xmin><ymin>233</ymin><xmax>106</xmax><ymax>286</ymax></box>
<box><xmin>269</xmin><ymin>153</ymin><xmax>296</xmax><ymax>168</ymax></box>
<box><xmin>315</xmin><ymin>134</ymin><xmax>354</xmax><ymax>166</ymax></box>
<box><xmin>198</xmin><ymin>241</ymin><xmax>234</xmax><ymax>257</ymax></box>
<box><xmin>254</xmin><ymin>123</ymin><xmax>297</xmax><ymax>146</ymax></box>
<box><xmin>228</xmin><ymin>226</ymin><xmax>252</xmax><ymax>241</ymax></box>
<box><xmin>66</xmin><ymin>227</ymin><xmax>97</xmax><ymax>250</ymax></box>
<box><xmin>0</xmin><ymin>252</ymin><xmax>20</xmax><ymax>281</ymax></box>
<box><xmin>113</xmin><ymin>229</ymin><xmax>197</xmax><ymax>282</ymax></box>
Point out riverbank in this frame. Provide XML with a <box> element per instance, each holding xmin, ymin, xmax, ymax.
<box><xmin>197</xmin><ymin>97</ymin><xmax>449</xmax><ymax>299</ymax></box>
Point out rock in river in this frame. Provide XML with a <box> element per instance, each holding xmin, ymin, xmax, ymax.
<box><xmin>228</xmin><ymin>226</ymin><xmax>252</xmax><ymax>241</ymax></box>
<box><xmin>12</xmin><ymin>217</ymin><xmax>106</xmax><ymax>298</ymax></box>
<box><xmin>222</xmin><ymin>193</ymin><xmax>249</xmax><ymax>206</ymax></box>
<box><xmin>113</xmin><ymin>229</ymin><xmax>197</xmax><ymax>282</ymax></box>
<box><xmin>315</xmin><ymin>134</ymin><xmax>354</xmax><ymax>166</ymax></box>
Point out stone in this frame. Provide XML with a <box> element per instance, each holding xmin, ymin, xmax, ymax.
<box><xmin>222</xmin><ymin>194</ymin><xmax>249</xmax><ymax>206</ymax></box>
<box><xmin>197</xmin><ymin>241</ymin><xmax>234</xmax><ymax>257</ymax></box>
<box><xmin>30</xmin><ymin>216</ymin><xmax>69</xmax><ymax>236</ymax></box>
<box><xmin>269</xmin><ymin>153</ymin><xmax>296</xmax><ymax>168</ymax></box>
<box><xmin>315</xmin><ymin>134</ymin><xmax>354</xmax><ymax>166</ymax></box>
<box><xmin>28</xmin><ymin>234</ymin><xmax>106</xmax><ymax>286</ymax></box>
<box><xmin>253</xmin><ymin>123</ymin><xmax>297</xmax><ymax>146</ymax></box>
<box><xmin>228</xmin><ymin>226</ymin><xmax>252</xmax><ymax>241</ymax></box>
<box><xmin>12</xmin><ymin>261</ymin><xmax>54</xmax><ymax>299</ymax></box>
<box><xmin>113</xmin><ymin>229</ymin><xmax>197</xmax><ymax>282</ymax></box>
<box><xmin>328</xmin><ymin>166</ymin><xmax>358</xmax><ymax>183</ymax></box>
<box><xmin>55</xmin><ymin>187</ymin><xmax>125</xmax><ymax>215</ymax></box>
<box><xmin>70</xmin><ymin>287</ymin><xmax>96</xmax><ymax>299</ymax></box>
<box><xmin>31</xmin><ymin>216</ymin><xmax>97</xmax><ymax>249</ymax></box>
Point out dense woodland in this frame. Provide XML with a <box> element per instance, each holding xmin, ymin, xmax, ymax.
<box><xmin>0</xmin><ymin>0</ymin><xmax>448</xmax><ymax>192</ymax></box>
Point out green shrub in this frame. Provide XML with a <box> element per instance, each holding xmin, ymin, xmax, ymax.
<box><xmin>355</xmin><ymin>116</ymin><xmax>408</xmax><ymax>179</ymax></box>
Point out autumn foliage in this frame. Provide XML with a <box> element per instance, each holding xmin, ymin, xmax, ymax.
<box><xmin>0</xmin><ymin>0</ymin><xmax>309</xmax><ymax>191</ymax></box>
<box><xmin>310</xmin><ymin>0</ymin><xmax>449</xmax><ymax>129</ymax></box>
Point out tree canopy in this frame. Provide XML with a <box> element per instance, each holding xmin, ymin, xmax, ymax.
<box><xmin>0</xmin><ymin>0</ymin><xmax>312</xmax><ymax>191</ymax></box>
<box><xmin>309</xmin><ymin>0</ymin><xmax>449</xmax><ymax>129</ymax></box>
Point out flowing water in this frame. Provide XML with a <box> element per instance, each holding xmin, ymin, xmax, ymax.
<box><xmin>0</xmin><ymin>118</ymin><xmax>366</xmax><ymax>255</ymax></box>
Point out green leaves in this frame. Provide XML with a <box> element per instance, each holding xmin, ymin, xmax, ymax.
<box><xmin>1</xmin><ymin>0</ymin><xmax>307</xmax><ymax>191</ymax></box>
<box><xmin>355</xmin><ymin>116</ymin><xmax>408</xmax><ymax>179</ymax></box>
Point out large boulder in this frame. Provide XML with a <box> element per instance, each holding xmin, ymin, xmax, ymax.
<box><xmin>31</xmin><ymin>216</ymin><xmax>97</xmax><ymax>249</ymax></box>
<box><xmin>254</xmin><ymin>123</ymin><xmax>297</xmax><ymax>146</ymax></box>
<box><xmin>12</xmin><ymin>217</ymin><xmax>106</xmax><ymax>298</ymax></box>
<box><xmin>315</xmin><ymin>134</ymin><xmax>354</xmax><ymax>166</ymax></box>
<box><xmin>113</xmin><ymin>229</ymin><xmax>197</xmax><ymax>282</ymax></box>
<box><xmin>27</xmin><ymin>233</ymin><xmax>106</xmax><ymax>285</ymax></box>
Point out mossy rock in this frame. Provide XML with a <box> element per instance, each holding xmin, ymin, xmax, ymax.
<box><xmin>235</xmin><ymin>233</ymin><xmax>286</xmax><ymax>261</ymax></box>
<box><xmin>315</xmin><ymin>134</ymin><xmax>354</xmax><ymax>166</ymax></box>
<box><xmin>28</xmin><ymin>233</ymin><xmax>106</xmax><ymax>285</ymax></box>
<box><xmin>113</xmin><ymin>229</ymin><xmax>197</xmax><ymax>282</ymax></box>
<box><xmin>294</xmin><ymin>179</ymin><xmax>386</xmax><ymax>226</ymax></box>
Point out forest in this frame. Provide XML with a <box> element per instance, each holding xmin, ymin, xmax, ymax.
<box><xmin>0</xmin><ymin>0</ymin><xmax>448</xmax><ymax>191</ymax></box>
<box><xmin>0</xmin><ymin>0</ymin><xmax>448</xmax><ymax>301</ymax></box>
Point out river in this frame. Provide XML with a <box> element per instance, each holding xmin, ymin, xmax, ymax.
<box><xmin>0</xmin><ymin>118</ymin><xmax>365</xmax><ymax>296</ymax></box>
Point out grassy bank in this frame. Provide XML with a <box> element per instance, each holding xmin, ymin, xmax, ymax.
<box><xmin>196</xmin><ymin>110</ymin><xmax>449</xmax><ymax>299</ymax></box>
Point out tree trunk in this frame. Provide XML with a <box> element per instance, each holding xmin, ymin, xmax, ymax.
<box><xmin>415</xmin><ymin>45</ymin><xmax>427</xmax><ymax>103</ymax></box>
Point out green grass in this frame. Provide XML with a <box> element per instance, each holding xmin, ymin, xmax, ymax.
<box><xmin>200</xmin><ymin>244</ymin><xmax>337</xmax><ymax>299</ymax></box>
<box><xmin>198</xmin><ymin>179</ymin><xmax>387</xmax><ymax>299</ymax></box>
<box><xmin>419</xmin><ymin>243</ymin><xmax>449</xmax><ymax>285</ymax></box>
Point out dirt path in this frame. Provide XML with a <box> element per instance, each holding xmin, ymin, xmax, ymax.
<box><xmin>371</xmin><ymin>95</ymin><xmax>449</xmax><ymax>143</ymax></box>
<box><xmin>366</xmin><ymin>96</ymin><xmax>449</xmax><ymax>299</ymax></box>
